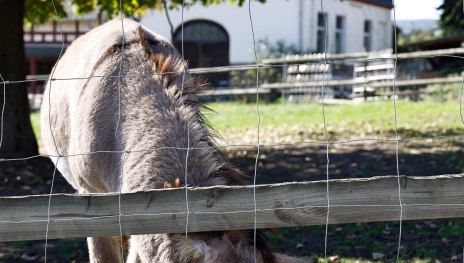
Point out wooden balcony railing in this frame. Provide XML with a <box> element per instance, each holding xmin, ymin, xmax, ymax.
<box><xmin>24</xmin><ymin>21</ymin><xmax>89</xmax><ymax>44</ymax></box>
<box><xmin>24</xmin><ymin>31</ymin><xmax>86</xmax><ymax>44</ymax></box>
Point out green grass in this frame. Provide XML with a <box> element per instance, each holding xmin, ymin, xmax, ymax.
<box><xmin>206</xmin><ymin>100</ymin><xmax>462</xmax><ymax>130</ymax></box>
<box><xmin>30</xmin><ymin>111</ymin><xmax>40</xmax><ymax>143</ymax></box>
<box><xmin>205</xmin><ymin>101</ymin><xmax>464</xmax><ymax>139</ymax></box>
<box><xmin>31</xmin><ymin>101</ymin><xmax>464</xmax><ymax>144</ymax></box>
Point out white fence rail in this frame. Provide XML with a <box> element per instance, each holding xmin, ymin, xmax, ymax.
<box><xmin>25</xmin><ymin>48</ymin><xmax>464</xmax><ymax>102</ymax></box>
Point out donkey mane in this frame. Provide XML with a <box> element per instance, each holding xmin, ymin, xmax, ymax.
<box><xmin>135</xmin><ymin>26</ymin><xmax>252</xmax><ymax>186</ymax></box>
<box><xmin>136</xmin><ymin>24</ymin><xmax>274</xmax><ymax>261</ymax></box>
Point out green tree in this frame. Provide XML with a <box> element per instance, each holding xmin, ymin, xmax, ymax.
<box><xmin>0</xmin><ymin>0</ymin><xmax>263</xmax><ymax>157</ymax></box>
<box><xmin>438</xmin><ymin>0</ymin><xmax>464</xmax><ymax>36</ymax></box>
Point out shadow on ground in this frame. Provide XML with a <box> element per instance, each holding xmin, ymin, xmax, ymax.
<box><xmin>1</xmin><ymin>137</ymin><xmax>464</xmax><ymax>262</ymax></box>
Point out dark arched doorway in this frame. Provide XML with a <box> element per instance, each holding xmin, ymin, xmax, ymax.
<box><xmin>174</xmin><ymin>20</ymin><xmax>229</xmax><ymax>87</ymax></box>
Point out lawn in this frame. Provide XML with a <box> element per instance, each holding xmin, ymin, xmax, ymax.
<box><xmin>32</xmin><ymin>100</ymin><xmax>464</xmax><ymax>146</ymax></box>
<box><xmin>30</xmin><ymin>111</ymin><xmax>41</xmax><ymax>143</ymax></box>
<box><xmin>204</xmin><ymin>100</ymin><xmax>464</xmax><ymax>144</ymax></box>
<box><xmin>206</xmin><ymin>100</ymin><xmax>463</xmax><ymax>132</ymax></box>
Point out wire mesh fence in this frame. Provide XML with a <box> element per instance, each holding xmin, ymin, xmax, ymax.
<box><xmin>1</xmin><ymin>0</ymin><xmax>464</xmax><ymax>262</ymax></box>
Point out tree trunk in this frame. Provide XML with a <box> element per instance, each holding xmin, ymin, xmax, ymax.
<box><xmin>0</xmin><ymin>0</ymin><xmax>38</xmax><ymax>158</ymax></box>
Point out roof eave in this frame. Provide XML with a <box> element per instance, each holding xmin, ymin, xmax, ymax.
<box><xmin>351</xmin><ymin>0</ymin><xmax>393</xmax><ymax>9</ymax></box>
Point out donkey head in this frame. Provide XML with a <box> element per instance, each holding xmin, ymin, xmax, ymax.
<box><xmin>174</xmin><ymin>231</ymin><xmax>309</xmax><ymax>263</ymax></box>
<box><xmin>174</xmin><ymin>231</ymin><xmax>268</xmax><ymax>263</ymax></box>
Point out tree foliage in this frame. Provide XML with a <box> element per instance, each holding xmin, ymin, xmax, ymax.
<box><xmin>438</xmin><ymin>0</ymin><xmax>464</xmax><ymax>36</ymax></box>
<box><xmin>24</xmin><ymin>0</ymin><xmax>265</xmax><ymax>25</ymax></box>
<box><xmin>7</xmin><ymin>0</ymin><xmax>264</xmax><ymax>157</ymax></box>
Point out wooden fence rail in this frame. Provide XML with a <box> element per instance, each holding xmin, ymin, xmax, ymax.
<box><xmin>259</xmin><ymin>75</ymin><xmax>463</xmax><ymax>90</ymax></box>
<box><xmin>262</xmin><ymin>47</ymin><xmax>464</xmax><ymax>64</ymax></box>
<box><xmin>195</xmin><ymin>75</ymin><xmax>462</xmax><ymax>97</ymax></box>
<box><xmin>1</xmin><ymin>174</ymin><xmax>464</xmax><ymax>242</ymax></box>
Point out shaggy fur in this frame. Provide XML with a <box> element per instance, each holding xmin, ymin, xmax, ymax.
<box><xmin>41</xmin><ymin>19</ymin><xmax>307</xmax><ymax>263</ymax></box>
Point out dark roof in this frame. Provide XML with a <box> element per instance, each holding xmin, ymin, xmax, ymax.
<box><xmin>352</xmin><ymin>0</ymin><xmax>393</xmax><ymax>9</ymax></box>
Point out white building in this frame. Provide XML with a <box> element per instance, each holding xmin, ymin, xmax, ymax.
<box><xmin>140</xmin><ymin>0</ymin><xmax>393</xmax><ymax>67</ymax></box>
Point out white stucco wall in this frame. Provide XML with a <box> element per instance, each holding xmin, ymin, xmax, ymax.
<box><xmin>140</xmin><ymin>0</ymin><xmax>392</xmax><ymax>65</ymax></box>
<box><xmin>305</xmin><ymin>0</ymin><xmax>392</xmax><ymax>53</ymax></box>
<box><xmin>141</xmin><ymin>0</ymin><xmax>301</xmax><ymax>64</ymax></box>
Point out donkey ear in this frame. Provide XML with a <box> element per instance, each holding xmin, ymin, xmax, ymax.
<box><xmin>209</xmin><ymin>164</ymin><xmax>250</xmax><ymax>186</ymax></box>
<box><xmin>176</xmin><ymin>237</ymin><xmax>207</xmax><ymax>261</ymax></box>
<box><xmin>189</xmin><ymin>239</ymin><xmax>208</xmax><ymax>257</ymax></box>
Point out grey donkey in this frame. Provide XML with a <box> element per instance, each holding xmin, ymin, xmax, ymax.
<box><xmin>41</xmin><ymin>19</ymin><xmax>309</xmax><ymax>263</ymax></box>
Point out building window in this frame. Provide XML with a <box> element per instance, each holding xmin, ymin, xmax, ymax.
<box><xmin>363</xmin><ymin>20</ymin><xmax>372</xmax><ymax>51</ymax></box>
<box><xmin>335</xmin><ymin>16</ymin><xmax>345</xmax><ymax>53</ymax></box>
<box><xmin>317</xmin><ymin>12</ymin><xmax>327</xmax><ymax>53</ymax></box>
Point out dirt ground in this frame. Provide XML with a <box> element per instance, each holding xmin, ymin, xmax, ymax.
<box><xmin>1</xmin><ymin>138</ymin><xmax>464</xmax><ymax>262</ymax></box>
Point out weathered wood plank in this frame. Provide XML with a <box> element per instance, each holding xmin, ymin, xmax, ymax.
<box><xmin>369</xmin><ymin>76</ymin><xmax>463</xmax><ymax>88</ymax></box>
<box><xmin>198</xmin><ymin>87</ymin><xmax>271</xmax><ymax>96</ymax></box>
<box><xmin>259</xmin><ymin>75</ymin><xmax>463</xmax><ymax>90</ymax></box>
<box><xmin>1</xmin><ymin>174</ymin><xmax>464</xmax><ymax>242</ymax></box>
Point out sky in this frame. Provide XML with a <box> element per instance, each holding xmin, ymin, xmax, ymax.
<box><xmin>394</xmin><ymin>0</ymin><xmax>443</xmax><ymax>20</ymax></box>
